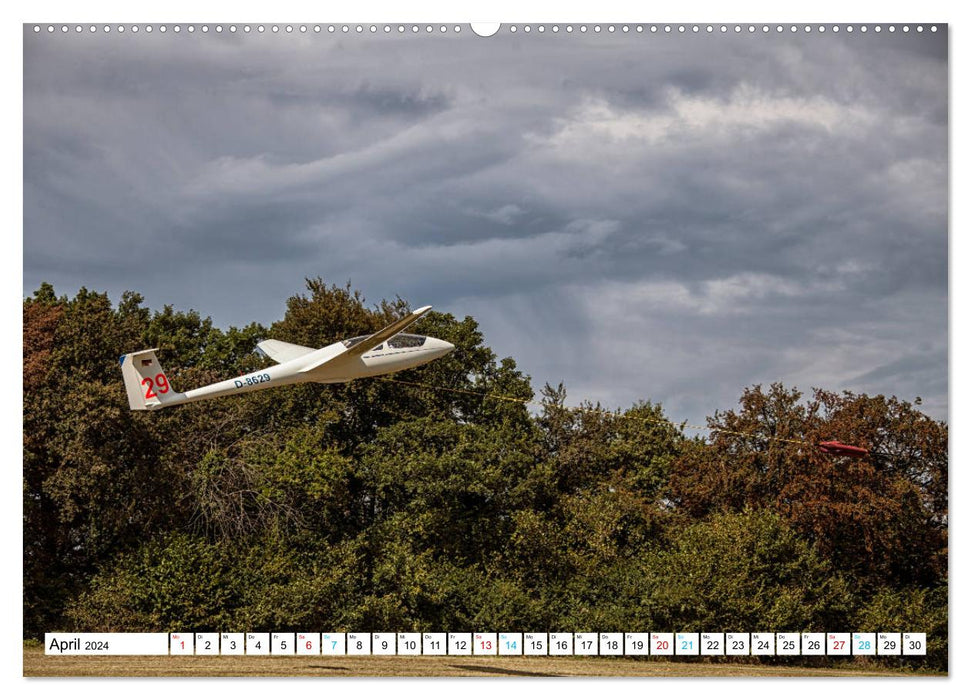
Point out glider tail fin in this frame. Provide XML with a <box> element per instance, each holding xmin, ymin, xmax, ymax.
<box><xmin>120</xmin><ymin>348</ymin><xmax>176</xmax><ymax>410</ymax></box>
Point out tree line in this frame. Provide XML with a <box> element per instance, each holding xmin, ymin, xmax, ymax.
<box><xmin>23</xmin><ymin>279</ymin><xmax>948</xmax><ymax>670</ymax></box>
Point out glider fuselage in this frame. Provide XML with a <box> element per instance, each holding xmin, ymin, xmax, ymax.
<box><xmin>165</xmin><ymin>336</ymin><xmax>452</xmax><ymax>408</ymax></box>
<box><xmin>120</xmin><ymin>306</ymin><xmax>453</xmax><ymax>410</ymax></box>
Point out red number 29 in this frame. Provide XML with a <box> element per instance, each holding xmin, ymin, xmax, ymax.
<box><xmin>142</xmin><ymin>373</ymin><xmax>170</xmax><ymax>399</ymax></box>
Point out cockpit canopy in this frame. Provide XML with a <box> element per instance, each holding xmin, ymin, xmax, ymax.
<box><xmin>388</xmin><ymin>334</ymin><xmax>427</xmax><ymax>349</ymax></box>
<box><xmin>342</xmin><ymin>333</ymin><xmax>427</xmax><ymax>350</ymax></box>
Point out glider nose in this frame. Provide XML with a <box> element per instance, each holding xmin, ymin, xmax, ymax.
<box><xmin>431</xmin><ymin>338</ymin><xmax>455</xmax><ymax>357</ymax></box>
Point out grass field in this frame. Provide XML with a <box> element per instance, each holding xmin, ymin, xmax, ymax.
<box><xmin>23</xmin><ymin>646</ymin><xmax>935</xmax><ymax>677</ymax></box>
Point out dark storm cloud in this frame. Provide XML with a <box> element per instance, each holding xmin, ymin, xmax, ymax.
<box><xmin>23</xmin><ymin>27</ymin><xmax>947</xmax><ymax>427</ymax></box>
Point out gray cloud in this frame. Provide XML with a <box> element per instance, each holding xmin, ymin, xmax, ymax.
<box><xmin>24</xmin><ymin>27</ymin><xmax>948</xmax><ymax>427</ymax></box>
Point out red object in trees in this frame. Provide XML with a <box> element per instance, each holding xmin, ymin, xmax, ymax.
<box><xmin>818</xmin><ymin>441</ymin><xmax>869</xmax><ymax>458</ymax></box>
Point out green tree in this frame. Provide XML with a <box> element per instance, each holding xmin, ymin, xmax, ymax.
<box><xmin>642</xmin><ymin>510</ymin><xmax>851</xmax><ymax>633</ymax></box>
<box><xmin>853</xmin><ymin>584</ymin><xmax>947</xmax><ymax>671</ymax></box>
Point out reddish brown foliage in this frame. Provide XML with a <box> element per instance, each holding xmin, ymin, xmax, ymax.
<box><xmin>23</xmin><ymin>300</ymin><xmax>63</xmax><ymax>393</ymax></box>
<box><xmin>667</xmin><ymin>383</ymin><xmax>947</xmax><ymax>589</ymax></box>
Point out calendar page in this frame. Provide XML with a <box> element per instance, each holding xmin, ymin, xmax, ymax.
<box><xmin>21</xmin><ymin>4</ymin><xmax>949</xmax><ymax>682</ymax></box>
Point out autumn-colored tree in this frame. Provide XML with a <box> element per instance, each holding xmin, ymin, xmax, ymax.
<box><xmin>23</xmin><ymin>287</ymin><xmax>63</xmax><ymax>392</ymax></box>
<box><xmin>667</xmin><ymin>383</ymin><xmax>947</xmax><ymax>590</ymax></box>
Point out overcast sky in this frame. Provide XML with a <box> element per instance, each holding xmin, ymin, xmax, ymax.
<box><xmin>23</xmin><ymin>24</ymin><xmax>948</xmax><ymax>427</ymax></box>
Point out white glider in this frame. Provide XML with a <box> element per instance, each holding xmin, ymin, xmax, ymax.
<box><xmin>120</xmin><ymin>305</ymin><xmax>453</xmax><ymax>410</ymax></box>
